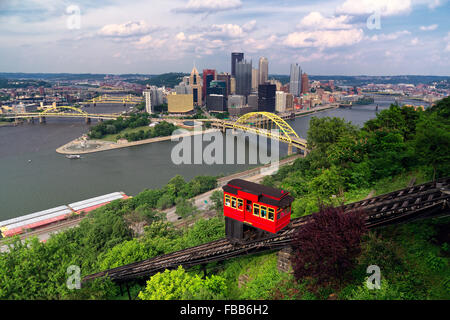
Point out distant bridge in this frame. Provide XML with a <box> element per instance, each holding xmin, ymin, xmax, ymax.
<box><xmin>210</xmin><ymin>112</ymin><xmax>307</xmax><ymax>154</ymax></box>
<box><xmin>1</xmin><ymin>106</ymin><xmax>126</xmax><ymax>124</ymax></box>
<box><xmin>83</xmin><ymin>94</ymin><xmax>143</xmax><ymax>106</ymax></box>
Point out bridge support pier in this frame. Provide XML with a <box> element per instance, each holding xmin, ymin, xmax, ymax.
<box><xmin>85</xmin><ymin>117</ymin><xmax>91</xmax><ymax>124</ymax></box>
<box><xmin>277</xmin><ymin>246</ymin><xmax>293</xmax><ymax>273</ymax></box>
<box><xmin>287</xmin><ymin>143</ymin><xmax>293</xmax><ymax>156</ymax></box>
<box><xmin>39</xmin><ymin>116</ymin><xmax>46</xmax><ymax>124</ymax></box>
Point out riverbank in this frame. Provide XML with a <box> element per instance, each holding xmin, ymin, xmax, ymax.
<box><xmin>292</xmin><ymin>104</ymin><xmax>338</xmax><ymax>118</ymax></box>
<box><xmin>1</xmin><ymin>153</ymin><xmax>302</xmax><ymax>249</ymax></box>
<box><xmin>56</xmin><ymin>128</ymin><xmax>219</xmax><ymax>155</ymax></box>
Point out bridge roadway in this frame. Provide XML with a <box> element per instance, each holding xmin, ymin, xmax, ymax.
<box><xmin>210</xmin><ymin>119</ymin><xmax>308</xmax><ymax>151</ymax></box>
<box><xmin>2</xmin><ymin>112</ymin><xmax>123</xmax><ymax>120</ymax></box>
<box><xmin>83</xmin><ymin>177</ymin><xmax>450</xmax><ymax>285</ymax></box>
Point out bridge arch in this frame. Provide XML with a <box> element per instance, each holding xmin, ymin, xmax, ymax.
<box><xmin>233</xmin><ymin>112</ymin><xmax>304</xmax><ymax>147</ymax></box>
<box><xmin>42</xmin><ymin>106</ymin><xmax>88</xmax><ymax>115</ymax></box>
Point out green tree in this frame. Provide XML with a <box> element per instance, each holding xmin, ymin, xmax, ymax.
<box><xmin>175</xmin><ymin>198</ymin><xmax>197</xmax><ymax>218</ymax></box>
<box><xmin>138</xmin><ymin>266</ymin><xmax>226</xmax><ymax>300</ymax></box>
<box><xmin>427</xmin><ymin>96</ymin><xmax>450</xmax><ymax>119</ymax></box>
<box><xmin>167</xmin><ymin>175</ymin><xmax>186</xmax><ymax>194</ymax></box>
<box><xmin>414</xmin><ymin>113</ymin><xmax>450</xmax><ymax>180</ymax></box>
<box><xmin>308</xmin><ymin>166</ymin><xmax>344</xmax><ymax>198</ymax></box>
<box><xmin>98</xmin><ymin>239</ymin><xmax>150</xmax><ymax>270</ymax></box>
<box><xmin>209</xmin><ymin>190</ymin><xmax>223</xmax><ymax>214</ymax></box>
<box><xmin>182</xmin><ymin>217</ymin><xmax>225</xmax><ymax>247</ymax></box>
<box><xmin>307</xmin><ymin>117</ymin><xmax>359</xmax><ymax>169</ymax></box>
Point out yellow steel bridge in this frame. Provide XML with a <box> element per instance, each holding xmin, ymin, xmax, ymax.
<box><xmin>210</xmin><ymin>112</ymin><xmax>307</xmax><ymax>153</ymax></box>
<box><xmin>2</xmin><ymin>106</ymin><xmax>126</xmax><ymax>122</ymax></box>
<box><xmin>84</xmin><ymin>94</ymin><xmax>143</xmax><ymax>105</ymax></box>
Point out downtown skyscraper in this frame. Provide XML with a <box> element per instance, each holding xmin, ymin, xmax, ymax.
<box><xmin>289</xmin><ymin>63</ymin><xmax>302</xmax><ymax>97</ymax></box>
<box><xmin>259</xmin><ymin>57</ymin><xmax>268</xmax><ymax>85</ymax></box>
<box><xmin>235</xmin><ymin>59</ymin><xmax>252</xmax><ymax>98</ymax></box>
<box><xmin>231</xmin><ymin>52</ymin><xmax>244</xmax><ymax>78</ymax></box>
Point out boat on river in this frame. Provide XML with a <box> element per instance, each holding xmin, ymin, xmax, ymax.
<box><xmin>66</xmin><ymin>154</ymin><xmax>81</xmax><ymax>159</ymax></box>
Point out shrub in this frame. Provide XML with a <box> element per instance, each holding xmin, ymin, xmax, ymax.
<box><xmin>357</xmin><ymin>232</ymin><xmax>405</xmax><ymax>274</ymax></box>
<box><xmin>291</xmin><ymin>206</ymin><xmax>367</xmax><ymax>285</ymax></box>
<box><xmin>138</xmin><ymin>266</ymin><xmax>226</xmax><ymax>300</ymax></box>
<box><xmin>347</xmin><ymin>278</ymin><xmax>403</xmax><ymax>300</ymax></box>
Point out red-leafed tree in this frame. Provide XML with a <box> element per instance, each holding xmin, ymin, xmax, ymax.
<box><xmin>291</xmin><ymin>206</ymin><xmax>367</xmax><ymax>285</ymax></box>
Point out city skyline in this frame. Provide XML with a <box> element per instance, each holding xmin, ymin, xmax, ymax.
<box><xmin>0</xmin><ymin>0</ymin><xmax>450</xmax><ymax>76</ymax></box>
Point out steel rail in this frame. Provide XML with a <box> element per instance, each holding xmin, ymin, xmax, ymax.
<box><xmin>83</xmin><ymin>178</ymin><xmax>450</xmax><ymax>284</ymax></box>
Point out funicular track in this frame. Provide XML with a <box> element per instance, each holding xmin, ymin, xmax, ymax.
<box><xmin>83</xmin><ymin>178</ymin><xmax>450</xmax><ymax>284</ymax></box>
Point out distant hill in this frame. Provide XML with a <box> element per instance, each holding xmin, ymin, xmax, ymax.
<box><xmin>268</xmin><ymin>74</ymin><xmax>450</xmax><ymax>86</ymax></box>
<box><xmin>0</xmin><ymin>78</ymin><xmax>51</xmax><ymax>88</ymax></box>
<box><xmin>0</xmin><ymin>73</ymin><xmax>448</xmax><ymax>87</ymax></box>
<box><xmin>0</xmin><ymin>73</ymin><xmax>110</xmax><ymax>81</ymax></box>
<box><xmin>131</xmin><ymin>73</ymin><xmax>189</xmax><ymax>88</ymax></box>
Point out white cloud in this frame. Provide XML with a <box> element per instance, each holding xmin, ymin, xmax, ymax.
<box><xmin>445</xmin><ymin>32</ymin><xmax>450</xmax><ymax>51</ymax></box>
<box><xmin>167</xmin><ymin>20</ymin><xmax>261</xmax><ymax>57</ymax></box>
<box><xmin>133</xmin><ymin>35</ymin><xmax>167</xmax><ymax>49</ymax></box>
<box><xmin>174</xmin><ymin>0</ymin><xmax>242</xmax><ymax>14</ymax></box>
<box><xmin>410</xmin><ymin>37</ymin><xmax>419</xmax><ymax>45</ymax></box>
<box><xmin>243</xmin><ymin>35</ymin><xmax>278</xmax><ymax>52</ymax></box>
<box><xmin>297</xmin><ymin>12</ymin><xmax>353</xmax><ymax>29</ymax></box>
<box><xmin>175</xmin><ymin>32</ymin><xmax>186</xmax><ymax>41</ymax></box>
<box><xmin>284</xmin><ymin>29</ymin><xmax>364</xmax><ymax>48</ymax></box>
<box><xmin>98</xmin><ymin>21</ymin><xmax>155</xmax><ymax>37</ymax></box>
<box><xmin>296</xmin><ymin>52</ymin><xmax>340</xmax><ymax>63</ymax></box>
<box><xmin>195</xmin><ymin>39</ymin><xmax>226</xmax><ymax>55</ymax></box>
<box><xmin>180</xmin><ymin>21</ymin><xmax>255</xmax><ymax>42</ymax></box>
<box><xmin>209</xmin><ymin>23</ymin><xmax>244</xmax><ymax>38</ymax></box>
<box><xmin>134</xmin><ymin>35</ymin><xmax>152</xmax><ymax>46</ymax></box>
<box><xmin>420</xmin><ymin>24</ymin><xmax>438</xmax><ymax>31</ymax></box>
<box><xmin>336</xmin><ymin>0</ymin><xmax>412</xmax><ymax>16</ymax></box>
<box><xmin>423</xmin><ymin>0</ymin><xmax>446</xmax><ymax>9</ymax></box>
<box><xmin>369</xmin><ymin>30</ymin><xmax>411</xmax><ymax>41</ymax></box>
<box><xmin>242</xmin><ymin>20</ymin><xmax>257</xmax><ymax>32</ymax></box>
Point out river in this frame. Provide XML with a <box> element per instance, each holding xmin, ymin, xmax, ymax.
<box><xmin>0</xmin><ymin>96</ymin><xmax>429</xmax><ymax>220</ymax></box>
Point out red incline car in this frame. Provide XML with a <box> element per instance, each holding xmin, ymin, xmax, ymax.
<box><xmin>222</xmin><ymin>179</ymin><xmax>294</xmax><ymax>243</ymax></box>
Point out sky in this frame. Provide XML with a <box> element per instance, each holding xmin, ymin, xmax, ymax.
<box><xmin>0</xmin><ymin>0</ymin><xmax>449</xmax><ymax>75</ymax></box>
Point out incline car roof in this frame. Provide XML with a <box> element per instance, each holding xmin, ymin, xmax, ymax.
<box><xmin>224</xmin><ymin>179</ymin><xmax>288</xmax><ymax>199</ymax></box>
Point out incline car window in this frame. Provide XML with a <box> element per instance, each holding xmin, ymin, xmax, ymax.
<box><xmin>237</xmin><ymin>199</ymin><xmax>243</xmax><ymax>210</ymax></box>
<box><xmin>224</xmin><ymin>194</ymin><xmax>244</xmax><ymax>211</ymax></box>
<box><xmin>246</xmin><ymin>200</ymin><xmax>252</xmax><ymax>212</ymax></box>
<box><xmin>253</xmin><ymin>204</ymin><xmax>260</xmax><ymax>216</ymax></box>
<box><xmin>260</xmin><ymin>206</ymin><xmax>267</xmax><ymax>219</ymax></box>
<box><xmin>231</xmin><ymin>197</ymin><xmax>236</xmax><ymax>208</ymax></box>
<box><xmin>225</xmin><ymin>194</ymin><xmax>230</xmax><ymax>207</ymax></box>
<box><xmin>268</xmin><ymin>208</ymin><xmax>274</xmax><ymax>221</ymax></box>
